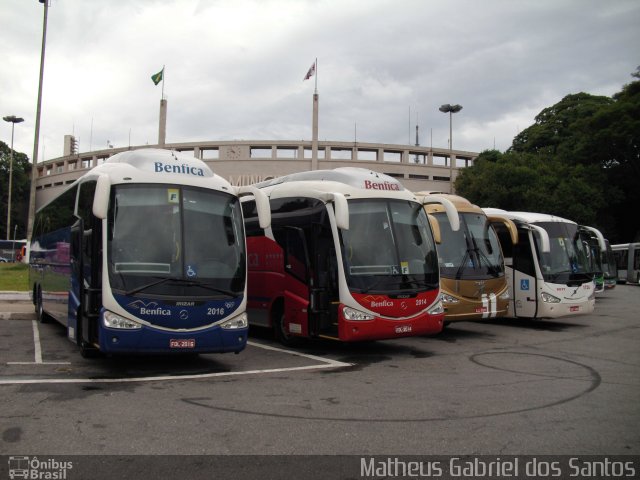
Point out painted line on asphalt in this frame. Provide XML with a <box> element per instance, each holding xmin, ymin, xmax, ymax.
<box><xmin>0</xmin><ymin>340</ymin><xmax>351</xmax><ymax>385</ymax></box>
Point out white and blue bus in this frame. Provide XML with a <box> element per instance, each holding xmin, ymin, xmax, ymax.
<box><xmin>484</xmin><ymin>210</ymin><xmax>595</xmax><ymax>319</ymax></box>
<box><xmin>29</xmin><ymin>149</ymin><xmax>270</xmax><ymax>357</ymax></box>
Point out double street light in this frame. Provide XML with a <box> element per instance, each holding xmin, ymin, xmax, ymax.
<box><xmin>3</xmin><ymin>115</ymin><xmax>24</xmax><ymax>240</ymax></box>
<box><xmin>439</xmin><ymin>103</ymin><xmax>463</xmax><ymax>193</ymax></box>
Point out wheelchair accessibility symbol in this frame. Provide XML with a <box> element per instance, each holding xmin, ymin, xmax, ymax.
<box><xmin>520</xmin><ymin>279</ymin><xmax>530</xmax><ymax>290</ymax></box>
<box><xmin>186</xmin><ymin>265</ymin><xmax>197</xmax><ymax>278</ymax></box>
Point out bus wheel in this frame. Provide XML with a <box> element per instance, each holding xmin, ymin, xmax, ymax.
<box><xmin>274</xmin><ymin>312</ymin><xmax>300</xmax><ymax>347</ymax></box>
<box><xmin>35</xmin><ymin>287</ymin><xmax>48</xmax><ymax>324</ymax></box>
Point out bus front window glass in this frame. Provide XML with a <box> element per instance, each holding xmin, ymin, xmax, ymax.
<box><xmin>341</xmin><ymin>200</ymin><xmax>437</xmax><ymax>293</ymax></box>
<box><xmin>535</xmin><ymin>222</ymin><xmax>592</xmax><ymax>284</ymax></box>
<box><xmin>107</xmin><ymin>185</ymin><xmax>246</xmax><ymax>296</ymax></box>
<box><xmin>182</xmin><ymin>189</ymin><xmax>245</xmax><ymax>287</ymax></box>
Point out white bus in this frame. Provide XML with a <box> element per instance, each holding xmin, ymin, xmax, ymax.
<box><xmin>241</xmin><ymin>167</ymin><xmax>460</xmax><ymax>344</ymax></box>
<box><xmin>484</xmin><ymin>209</ymin><xmax>595</xmax><ymax>319</ymax></box>
<box><xmin>29</xmin><ymin>149</ymin><xmax>270</xmax><ymax>356</ymax></box>
<box><xmin>611</xmin><ymin>243</ymin><xmax>640</xmax><ymax>284</ymax></box>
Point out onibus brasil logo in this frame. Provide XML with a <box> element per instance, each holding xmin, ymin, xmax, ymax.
<box><xmin>8</xmin><ymin>456</ymin><xmax>73</xmax><ymax>479</ymax></box>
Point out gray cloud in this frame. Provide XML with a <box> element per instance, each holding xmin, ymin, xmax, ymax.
<box><xmin>1</xmin><ymin>0</ymin><xmax>638</xmax><ymax>161</ymax></box>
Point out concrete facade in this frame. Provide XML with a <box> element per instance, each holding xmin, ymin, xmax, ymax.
<box><xmin>32</xmin><ymin>139</ymin><xmax>477</xmax><ymax>207</ymax></box>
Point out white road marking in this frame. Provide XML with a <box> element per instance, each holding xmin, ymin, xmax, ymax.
<box><xmin>0</xmin><ymin>340</ymin><xmax>351</xmax><ymax>385</ymax></box>
<box><xmin>5</xmin><ymin>320</ymin><xmax>71</xmax><ymax>366</ymax></box>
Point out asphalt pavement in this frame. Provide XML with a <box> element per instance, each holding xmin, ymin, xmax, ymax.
<box><xmin>0</xmin><ymin>291</ymin><xmax>33</xmax><ymax>320</ymax></box>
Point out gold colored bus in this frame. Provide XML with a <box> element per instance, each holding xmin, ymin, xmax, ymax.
<box><xmin>415</xmin><ymin>192</ymin><xmax>517</xmax><ymax>323</ymax></box>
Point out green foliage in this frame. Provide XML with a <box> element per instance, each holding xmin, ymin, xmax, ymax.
<box><xmin>457</xmin><ymin>68</ymin><xmax>640</xmax><ymax>243</ymax></box>
<box><xmin>0</xmin><ymin>262</ymin><xmax>29</xmax><ymax>291</ymax></box>
<box><xmin>0</xmin><ymin>141</ymin><xmax>31</xmax><ymax>240</ymax></box>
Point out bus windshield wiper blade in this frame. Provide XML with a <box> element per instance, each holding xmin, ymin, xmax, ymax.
<box><xmin>397</xmin><ymin>279</ymin><xmax>439</xmax><ymax>290</ymax></box>
<box><xmin>177</xmin><ymin>279</ymin><xmax>237</xmax><ymax>297</ymax></box>
<box><xmin>125</xmin><ymin>277</ymin><xmax>237</xmax><ymax>297</ymax></box>
<box><xmin>125</xmin><ymin>277</ymin><xmax>175</xmax><ymax>296</ymax></box>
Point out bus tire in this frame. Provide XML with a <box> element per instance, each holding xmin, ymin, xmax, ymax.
<box><xmin>274</xmin><ymin>311</ymin><xmax>301</xmax><ymax>347</ymax></box>
<box><xmin>35</xmin><ymin>286</ymin><xmax>48</xmax><ymax>324</ymax></box>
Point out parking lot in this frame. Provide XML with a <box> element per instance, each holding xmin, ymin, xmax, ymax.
<box><xmin>1</xmin><ymin>285</ymin><xmax>639</xmax><ymax>459</ymax></box>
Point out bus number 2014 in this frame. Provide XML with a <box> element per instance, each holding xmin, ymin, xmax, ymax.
<box><xmin>208</xmin><ymin>307</ymin><xmax>225</xmax><ymax>316</ymax></box>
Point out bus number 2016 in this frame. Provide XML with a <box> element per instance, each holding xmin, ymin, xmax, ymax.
<box><xmin>208</xmin><ymin>308</ymin><xmax>225</xmax><ymax>316</ymax></box>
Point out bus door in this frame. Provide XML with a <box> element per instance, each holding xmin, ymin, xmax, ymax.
<box><xmin>309</xmin><ymin>222</ymin><xmax>339</xmax><ymax>338</ymax></box>
<box><xmin>282</xmin><ymin>227</ymin><xmax>312</xmax><ymax>337</ymax></box>
<box><xmin>70</xmin><ymin>181</ymin><xmax>102</xmax><ymax>354</ymax></box>
<box><xmin>510</xmin><ymin>228</ymin><xmax>538</xmax><ymax>318</ymax></box>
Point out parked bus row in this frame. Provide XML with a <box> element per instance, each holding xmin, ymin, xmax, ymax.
<box><xmin>28</xmin><ymin>151</ymin><xmax>628</xmax><ymax>357</ymax></box>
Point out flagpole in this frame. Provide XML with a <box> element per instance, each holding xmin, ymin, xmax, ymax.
<box><xmin>161</xmin><ymin>65</ymin><xmax>165</xmax><ymax>101</ymax></box>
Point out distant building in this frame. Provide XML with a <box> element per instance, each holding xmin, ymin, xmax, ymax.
<box><xmin>32</xmin><ymin>139</ymin><xmax>477</xmax><ymax>207</ymax></box>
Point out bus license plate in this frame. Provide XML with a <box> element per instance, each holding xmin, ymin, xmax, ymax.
<box><xmin>395</xmin><ymin>325</ymin><xmax>412</xmax><ymax>334</ymax></box>
<box><xmin>570</xmin><ymin>306</ymin><xmax>579</xmax><ymax>312</ymax></box>
<box><xmin>170</xmin><ymin>339</ymin><xmax>195</xmax><ymax>349</ymax></box>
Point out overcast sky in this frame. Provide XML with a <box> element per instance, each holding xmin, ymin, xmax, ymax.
<box><xmin>1</xmin><ymin>0</ymin><xmax>639</xmax><ymax>162</ymax></box>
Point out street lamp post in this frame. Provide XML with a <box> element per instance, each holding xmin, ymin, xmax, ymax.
<box><xmin>438</xmin><ymin>103</ymin><xmax>463</xmax><ymax>193</ymax></box>
<box><xmin>3</xmin><ymin>115</ymin><xmax>24</xmax><ymax>240</ymax></box>
<box><xmin>26</xmin><ymin>0</ymin><xmax>49</xmax><ymax>256</ymax></box>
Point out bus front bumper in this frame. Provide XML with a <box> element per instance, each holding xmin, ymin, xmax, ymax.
<box><xmin>98</xmin><ymin>322</ymin><xmax>248</xmax><ymax>354</ymax></box>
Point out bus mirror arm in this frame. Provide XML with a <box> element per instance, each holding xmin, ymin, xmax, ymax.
<box><xmin>487</xmin><ymin>215</ymin><xmax>519</xmax><ymax>244</ymax></box>
<box><xmin>421</xmin><ymin>195</ymin><xmax>460</xmax><ymax>232</ymax></box>
<box><xmin>581</xmin><ymin>225</ymin><xmax>607</xmax><ymax>251</ymax></box>
<box><xmin>427</xmin><ymin>214</ymin><xmax>441</xmax><ymax>244</ymax></box>
<box><xmin>330</xmin><ymin>193</ymin><xmax>349</xmax><ymax>230</ymax></box>
<box><xmin>237</xmin><ymin>186</ymin><xmax>271</xmax><ymax>229</ymax></box>
<box><xmin>92</xmin><ymin>174</ymin><xmax>111</xmax><ymax>220</ymax></box>
<box><xmin>530</xmin><ymin>224</ymin><xmax>551</xmax><ymax>253</ymax></box>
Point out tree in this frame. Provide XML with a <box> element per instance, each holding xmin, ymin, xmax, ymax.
<box><xmin>0</xmin><ymin>140</ymin><xmax>31</xmax><ymax>240</ymax></box>
<box><xmin>457</xmin><ymin>68</ymin><xmax>640</xmax><ymax>242</ymax></box>
<box><xmin>455</xmin><ymin>150</ymin><xmax>606</xmax><ymax>227</ymax></box>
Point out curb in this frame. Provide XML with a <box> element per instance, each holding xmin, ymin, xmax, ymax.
<box><xmin>0</xmin><ymin>312</ymin><xmax>35</xmax><ymax>321</ymax></box>
<box><xmin>0</xmin><ymin>291</ymin><xmax>30</xmax><ymax>301</ymax></box>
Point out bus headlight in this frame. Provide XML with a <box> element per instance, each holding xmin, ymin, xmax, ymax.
<box><xmin>427</xmin><ymin>297</ymin><xmax>445</xmax><ymax>315</ymax></box>
<box><xmin>499</xmin><ymin>290</ymin><xmax>510</xmax><ymax>300</ymax></box>
<box><xmin>540</xmin><ymin>292</ymin><xmax>561</xmax><ymax>304</ymax></box>
<box><xmin>441</xmin><ymin>293</ymin><xmax>459</xmax><ymax>304</ymax></box>
<box><xmin>103</xmin><ymin>311</ymin><xmax>142</xmax><ymax>329</ymax></box>
<box><xmin>343</xmin><ymin>306</ymin><xmax>374</xmax><ymax>321</ymax></box>
<box><xmin>220</xmin><ymin>313</ymin><xmax>248</xmax><ymax>330</ymax></box>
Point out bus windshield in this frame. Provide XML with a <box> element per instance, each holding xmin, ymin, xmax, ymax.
<box><xmin>107</xmin><ymin>184</ymin><xmax>245</xmax><ymax>297</ymax></box>
<box><xmin>436</xmin><ymin>212</ymin><xmax>504</xmax><ymax>280</ymax></box>
<box><xmin>340</xmin><ymin>199</ymin><xmax>438</xmax><ymax>293</ymax></box>
<box><xmin>535</xmin><ymin>221</ymin><xmax>592</xmax><ymax>284</ymax></box>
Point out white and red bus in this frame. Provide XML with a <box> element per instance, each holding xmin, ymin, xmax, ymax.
<box><xmin>241</xmin><ymin>168</ymin><xmax>459</xmax><ymax>344</ymax></box>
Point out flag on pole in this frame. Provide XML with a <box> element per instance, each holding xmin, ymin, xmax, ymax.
<box><xmin>303</xmin><ymin>61</ymin><xmax>316</xmax><ymax>81</ymax></box>
<box><xmin>151</xmin><ymin>68</ymin><xmax>164</xmax><ymax>86</ymax></box>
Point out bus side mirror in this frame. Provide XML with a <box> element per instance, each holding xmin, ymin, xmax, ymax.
<box><xmin>331</xmin><ymin>193</ymin><xmax>349</xmax><ymax>230</ymax></box>
<box><xmin>237</xmin><ymin>186</ymin><xmax>271</xmax><ymax>229</ymax></box>
<box><xmin>92</xmin><ymin>174</ymin><xmax>110</xmax><ymax>220</ymax></box>
<box><xmin>421</xmin><ymin>195</ymin><xmax>460</xmax><ymax>232</ymax></box>
<box><xmin>428</xmin><ymin>214</ymin><xmax>441</xmax><ymax>244</ymax></box>
<box><xmin>487</xmin><ymin>215</ymin><xmax>519</xmax><ymax>244</ymax></box>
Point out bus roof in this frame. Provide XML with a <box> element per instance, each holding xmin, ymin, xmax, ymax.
<box><xmin>482</xmin><ymin>209</ymin><xmax>577</xmax><ymax>226</ymax></box>
<box><xmin>415</xmin><ymin>191</ymin><xmax>480</xmax><ymax>213</ymax></box>
<box><xmin>85</xmin><ymin>148</ymin><xmax>233</xmax><ymax>191</ymax></box>
<box><xmin>254</xmin><ymin>167</ymin><xmax>417</xmax><ymax>201</ymax></box>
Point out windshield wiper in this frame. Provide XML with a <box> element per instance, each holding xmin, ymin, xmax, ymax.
<box><xmin>125</xmin><ymin>276</ymin><xmax>175</xmax><ymax>296</ymax></box>
<box><xmin>469</xmin><ymin>235</ymin><xmax>501</xmax><ymax>277</ymax></box>
<box><xmin>125</xmin><ymin>277</ymin><xmax>237</xmax><ymax>297</ymax></box>
<box><xmin>176</xmin><ymin>279</ymin><xmax>236</xmax><ymax>298</ymax></box>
